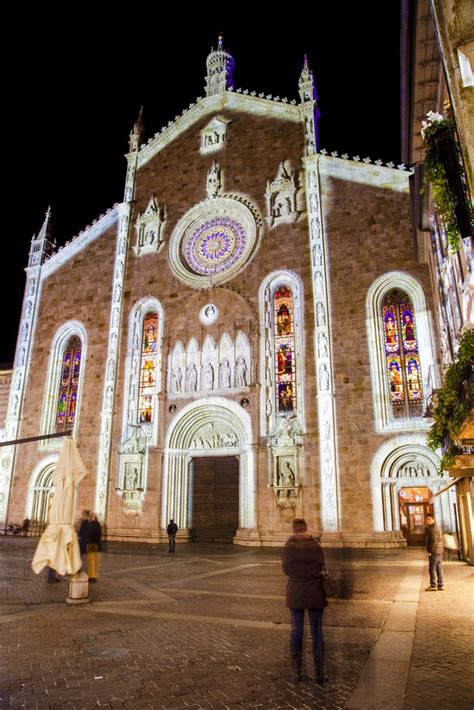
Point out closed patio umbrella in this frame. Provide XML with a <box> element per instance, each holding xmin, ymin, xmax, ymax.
<box><xmin>32</xmin><ymin>438</ymin><xmax>87</xmax><ymax>576</ymax></box>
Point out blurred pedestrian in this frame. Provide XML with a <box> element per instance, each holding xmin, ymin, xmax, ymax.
<box><xmin>167</xmin><ymin>519</ymin><xmax>178</xmax><ymax>553</ymax></box>
<box><xmin>86</xmin><ymin>512</ymin><xmax>102</xmax><ymax>582</ymax></box>
<box><xmin>78</xmin><ymin>509</ymin><xmax>90</xmax><ymax>572</ymax></box>
<box><xmin>282</xmin><ymin>518</ymin><xmax>328</xmax><ymax>684</ymax></box>
<box><xmin>425</xmin><ymin>514</ymin><xmax>444</xmax><ymax>591</ymax></box>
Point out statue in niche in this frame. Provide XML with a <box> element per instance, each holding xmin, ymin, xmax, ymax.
<box><xmin>21</xmin><ymin>323</ymin><xmax>29</xmax><ymax>342</ymax></box>
<box><xmin>311</xmin><ymin>216</ymin><xmax>320</xmax><ymax>237</ymax></box>
<box><xmin>317</xmin><ymin>332</ymin><xmax>328</xmax><ymax>358</ymax></box>
<box><xmin>107</xmin><ymin>359</ymin><xmax>115</xmax><ymax>382</ymax></box>
<box><xmin>314</xmin><ymin>272</ymin><xmax>324</xmax><ymax>297</ymax></box>
<box><xmin>171</xmin><ymin>367</ymin><xmax>183</xmax><ymax>393</ymax></box>
<box><xmin>203</xmin><ymin>362</ymin><xmax>214</xmax><ymax>390</ymax></box>
<box><xmin>265</xmin><ymin>162</ymin><xmax>299</xmax><ymax>226</ymax></box>
<box><xmin>206</xmin><ymin>162</ymin><xmax>222</xmax><ymax>198</ymax></box>
<box><xmin>13</xmin><ymin>371</ymin><xmax>22</xmax><ymax>391</ymax></box>
<box><xmin>220</xmin><ymin>359</ymin><xmax>231</xmax><ymax>388</ymax></box>
<box><xmin>310</xmin><ymin>193</ymin><xmax>319</xmax><ymax>212</ymax></box>
<box><xmin>110</xmin><ymin>332</ymin><xmax>118</xmax><ymax>354</ymax></box>
<box><xmin>112</xmin><ymin>308</ymin><xmax>120</xmax><ymax>328</ymax></box>
<box><xmin>125</xmin><ymin>466</ymin><xmax>139</xmax><ymax>491</ymax></box>
<box><xmin>28</xmin><ymin>280</ymin><xmax>36</xmax><ymax>296</ymax></box>
<box><xmin>319</xmin><ymin>364</ymin><xmax>330</xmax><ymax>391</ymax></box>
<box><xmin>235</xmin><ymin>357</ymin><xmax>248</xmax><ymax>387</ymax></box>
<box><xmin>316</xmin><ymin>302</ymin><xmax>326</xmax><ymax>327</ymax></box>
<box><xmin>186</xmin><ymin>363</ymin><xmax>197</xmax><ymax>391</ymax></box>
<box><xmin>312</xmin><ymin>243</ymin><xmax>322</xmax><ymax>266</ymax></box>
<box><xmin>105</xmin><ymin>386</ymin><xmax>113</xmax><ymax>409</ymax></box>
<box><xmin>25</xmin><ymin>301</ymin><xmax>32</xmax><ymax>318</ymax></box>
<box><xmin>114</xmin><ymin>284</ymin><xmax>122</xmax><ymax>303</ymax></box>
<box><xmin>116</xmin><ymin>260</ymin><xmax>123</xmax><ymax>278</ymax></box>
<box><xmin>18</xmin><ymin>348</ymin><xmax>25</xmax><ymax>367</ymax></box>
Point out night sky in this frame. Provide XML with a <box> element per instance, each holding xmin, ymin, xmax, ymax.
<box><xmin>2</xmin><ymin>5</ymin><xmax>402</xmax><ymax>365</ymax></box>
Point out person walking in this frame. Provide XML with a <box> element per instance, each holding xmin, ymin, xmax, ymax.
<box><xmin>78</xmin><ymin>509</ymin><xmax>90</xmax><ymax>572</ymax></box>
<box><xmin>86</xmin><ymin>512</ymin><xmax>102</xmax><ymax>582</ymax></box>
<box><xmin>167</xmin><ymin>519</ymin><xmax>178</xmax><ymax>553</ymax></box>
<box><xmin>425</xmin><ymin>514</ymin><xmax>444</xmax><ymax>591</ymax></box>
<box><xmin>282</xmin><ymin>518</ymin><xmax>328</xmax><ymax>684</ymax></box>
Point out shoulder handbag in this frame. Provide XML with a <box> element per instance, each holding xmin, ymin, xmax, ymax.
<box><xmin>321</xmin><ymin>568</ymin><xmax>336</xmax><ymax>597</ymax></box>
<box><xmin>443</xmin><ymin>532</ymin><xmax>458</xmax><ymax>551</ymax></box>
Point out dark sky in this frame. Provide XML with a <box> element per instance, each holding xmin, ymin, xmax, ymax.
<box><xmin>2</xmin><ymin>5</ymin><xmax>402</xmax><ymax>365</ymax></box>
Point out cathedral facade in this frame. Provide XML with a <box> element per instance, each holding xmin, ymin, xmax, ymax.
<box><xmin>0</xmin><ymin>40</ymin><xmax>455</xmax><ymax>546</ymax></box>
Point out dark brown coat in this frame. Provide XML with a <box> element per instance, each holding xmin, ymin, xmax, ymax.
<box><xmin>281</xmin><ymin>534</ymin><xmax>328</xmax><ymax>610</ymax></box>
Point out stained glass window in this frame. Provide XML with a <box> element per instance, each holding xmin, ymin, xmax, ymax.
<box><xmin>138</xmin><ymin>312</ymin><xmax>159</xmax><ymax>424</ymax></box>
<box><xmin>56</xmin><ymin>336</ymin><xmax>81</xmax><ymax>431</ymax></box>
<box><xmin>382</xmin><ymin>291</ymin><xmax>422</xmax><ymax>417</ymax></box>
<box><xmin>274</xmin><ymin>286</ymin><xmax>296</xmax><ymax>413</ymax></box>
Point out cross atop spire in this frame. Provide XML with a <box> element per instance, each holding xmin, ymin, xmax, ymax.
<box><xmin>205</xmin><ymin>34</ymin><xmax>235</xmax><ymax>97</ymax></box>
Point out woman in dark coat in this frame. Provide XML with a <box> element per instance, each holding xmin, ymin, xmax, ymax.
<box><xmin>282</xmin><ymin>518</ymin><xmax>328</xmax><ymax>684</ymax></box>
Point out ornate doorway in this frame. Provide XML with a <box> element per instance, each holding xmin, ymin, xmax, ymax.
<box><xmin>162</xmin><ymin>397</ymin><xmax>255</xmax><ymax>539</ymax></box>
<box><xmin>399</xmin><ymin>487</ymin><xmax>433</xmax><ymax>545</ymax></box>
<box><xmin>190</xmin><ymin>456</ymin><xmax>239</xmax><ymax>542</ymax></box>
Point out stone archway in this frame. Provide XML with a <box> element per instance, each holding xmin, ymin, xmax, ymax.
<box><xmin>161</xmin><ymin>397</ymin><xmax>256</xmax><ymax>540</ymax></box>
<box><xmin>371</xmin><ymin>440</ymin><xmax>453</xmax><ymax>539</ymax></box>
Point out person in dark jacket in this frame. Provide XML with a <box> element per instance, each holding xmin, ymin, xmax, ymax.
<box><xmin>425</xmin><ymin>514</ymin><xmax>444</xmax><ymax>591</ymax></box>
<box><xmin>86</xmin><ymin>512</ymin><xmax>102</xmax><ymax>582</ymax></box>
<box><xmin>282</xmin><ymin>518</ymin><xmax>328</xmax><ymax>684</ymax></box>
<box><xmin>78</xmin><ymin>509</ymin><xmax>90</xmax><ymax>572</ymax></box>
<box><xmin>167</xmin><ymin>519</ymin><xmax>178</xmax><ymax>552</ymax></box>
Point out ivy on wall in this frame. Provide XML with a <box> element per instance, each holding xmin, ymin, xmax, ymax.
<box><xmin>428</xmin><ymin>329</ymin><xmax>474</xmax><ymax>471</ymax></box>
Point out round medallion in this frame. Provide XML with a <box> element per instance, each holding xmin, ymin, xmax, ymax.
<box><xmin>169</xmin><ymin>196</ymin><xmax>261</xmax><ymax>288</ymax></box>
<box><xmin>199</xmin><ymin>303</ymin><xmax>219</xmax><ymax>325</ymax></box>
<box><xmin>183</xmin><ymin>217</ymin><xmax>247</xmax><ymax>276</ymax></box>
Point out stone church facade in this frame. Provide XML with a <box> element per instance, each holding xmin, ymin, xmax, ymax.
<box><xmin>0</xmin><ymin>39</ymin><xmax>455</xmax><ymax>546</ymax></box>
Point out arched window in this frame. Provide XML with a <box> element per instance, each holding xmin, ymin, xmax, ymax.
<box><xmin>382</xmin><ymin>290</ymin><xmax>422</xmax><ymax>419</ymax></box>
<box><xmin>56</xmin><ymin>336</ymin><xmax>82</xmax><ymax>431</ymax></box>
<box><xmin>41</xmin><ymin>322</ymin><xmax>87</xmax><ymax>447</ymax></box>
<box><xmin>138</xmin><ymin>312</ymin><xmax>159</xmax><ymax>424</ymax></box>
<box><xmin>259</xmin><ymin>270</ymin><xmax>305</xmax><ymax>436</ymax></box>
<box><xmin>274</xmin><ymin>286</ymin><xmax>296</xmax><ymax>413</ymax></box>
<box><xmin>366</xmin><ymin>272</ymin><xmax>438</xmax><ymax>433</ymax></box>
<box><xmin>122</xmin><ymin>298</ymin><xmax>163</xmax><ymax>446</ymax></box>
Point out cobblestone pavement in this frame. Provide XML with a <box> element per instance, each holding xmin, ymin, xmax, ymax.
<box><xmin>0</xmin><ymin>538</ymin><xmax>472</xmax><ymax>709</ymax></box>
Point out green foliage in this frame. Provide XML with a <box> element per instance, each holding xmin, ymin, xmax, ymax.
<box><xmin>423</xmin><ymin>119</ymin><xmax>461</xmax><ymax>253</ymax></box>
<box><xmin>428</xmin><ymin>330</ymin><xmax>474</xmax><ymax>471</ymax></box>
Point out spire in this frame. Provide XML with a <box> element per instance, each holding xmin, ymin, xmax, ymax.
<box><xmin>129</xmin><ymin>105</ymin><xmax>145</xmax><ymax>152</ymax></box>
<box><xmin>29</xmin><ymin>207</ymin><xmax>55</xmax><ymax>267</ymax></box>
<box><xmin>205</xmin><ymin>34</ymin><xmax>235</xmax><ymax>97</ymax></box>
<box><xmin>298</xmin><ymin>54</ymin><xmax>316</xmax><ymax>104</ymax></box>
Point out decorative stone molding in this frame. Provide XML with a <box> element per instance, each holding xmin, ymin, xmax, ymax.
<box><xmin>116</xmin><ymin>428</ymin><xmax>147</xmax><ymax>513</ymax></box>
<box><xmin>303</xmin><ymin>154</ymin><xmax>340</xmax><ymax>532</ymax></box>
<box><xmin>161</xmin><ymin>397</ymin><xmax>255</xmax><ymax>531</ymax></box>
<box><xmin>200</xmin><ymin>116</ymin><xmax>230</xmax><ymax>154</ymax></box>
<box><xmin>168</xmin><ymin>331</ymin><xmax>251</xmax><ymax>396</ymax></box>
<box><xmin>206</xmin><ymin>162</ymin><xmax>222</xmax><ymax>198</ymax></box>
<box><xmin>168</xmin><ymin>192</ymin><xmax>261</xmax><ymax>289</ymax></box>
<box><xmin>133</xmin><ymin>197</ymin><xmax>166</xmax><ymax>256</ymax></box>
<box><xmin>265</xmin><ymin>162</ymin><xmax>302</xmax><ymax>227</ymax></box>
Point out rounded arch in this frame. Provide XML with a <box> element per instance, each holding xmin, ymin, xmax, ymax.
<box><xmin>121</xmin><ymin>296</ymin><xmax>165</xmax><ymax>446</ymax></box>
<box><xmin>366</xmin><ymin>271</ymin><xmax>439</xmax><ymax>433</ymax></box>
<box><xmin>40</xmin><ymin>320</ymin><xmax>87</xmax><ymax>447</ymax></box>
<box><xmin>162</xmin><ymin>397</ymin><xmax>255</xmax><ymax>533</ymax></box>
<box><xmin>370</xmin><ymin>435</ymin><xmax>451</xmax><ymax>534</ymax></box>
<box><xmin>26</xmin><ymin>455</ymin><xmax>59</xmax><ymax>526</ymax></box>
<box><xmin>258</xmin><ymin>270</ymin><xmax>306</xmax><ymax>436</ymax></box>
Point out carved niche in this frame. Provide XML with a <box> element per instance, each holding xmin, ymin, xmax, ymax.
<box><xmin>133</xmin><ymin>196</ymin><xmax>166</xmax><ymax>256</ymax></box>
<box><xmin>200</xmin><ymin>116</ymin><xmax>231</xmax><ymax>155</ymax></box>
<box><xmin>268</xmin><ymin>416</ymin><xmax>303</xmax><ymax>509</ymax></box>
<box><xmin>265</xmin><ymin>162</ymin><xmax>301</xmax><ymax>227</ymax></box>
<box><xmin>117</xmin><ymin>428</ymin><xmax>147</xmax><ymax>512</ymax></box>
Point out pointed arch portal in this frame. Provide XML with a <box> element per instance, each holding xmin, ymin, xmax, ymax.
<box><xmin>161</xmin><ymin>397</ymin><xmax>256</xmax><ymax>539</ymax></box>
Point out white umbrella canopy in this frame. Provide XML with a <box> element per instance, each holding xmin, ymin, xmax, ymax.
<box><xmin>32</xmin><ymin>437</ymin><xmax>88</xmax><ymax>576</ymax></box>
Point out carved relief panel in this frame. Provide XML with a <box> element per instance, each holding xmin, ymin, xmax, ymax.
<box><xmin>133</xmin><ymin>196</ymin><xmax>166</xmax><ymax>256</ymax></box>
